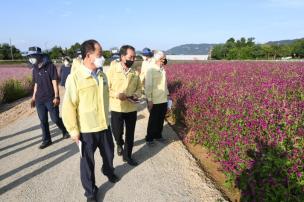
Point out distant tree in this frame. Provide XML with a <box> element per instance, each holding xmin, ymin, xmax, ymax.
<box><xmin>103</xmin><ymin>50</ymin><xmax>112</xmax><ymax>59</ymax></box>
<box><xmin>49</xmin><ymin>46</ymin><xmax>64</xmax><ymax>59</ymax></box>
<box><xmin>280</xmin><ymin>45</ymin><xmax>292</xmax><ymax>57</ymax></box>
<box><xmin>211</xmin><ymin>37</ymin><xmax>303</xmax><ymax>60</ymax></box>
<box><xmin>251</xmin><ymin>45</ymin><xmax>265</xmax><ymax>59</ymax></box>
<box><xmin>261</xmin><ymin>44</ymin><xmax>273</xmax><ymax>60</ymax></box>
<box><xmin>226</xmin><ymin>47</ymin><xmax>238</xmax><ymax>60</ymax></box>
<box><xmin>239</xmin><ymin>46</ymin><xmax>253</xmax><ymax>59</ymax></box>
<box><xmin>236</xmin><ymin>37</ymin><xmax>247</xmax><ymax>48</ymax></box>
<box><xmin>0</xmin><ymin>43</ymin><xmax>23</xmax><ymax>60</ymax></box>
<box><xmin>246</xmin><ymin>37</ymin><xmax>255</xmax><ymax>47</ymax></box>
<box><xmin>211</xmin><ymin>45</ymin><xmax>225</xmax><ymax>60</ymax></box>
<box><xmin>226</xmin><ymin>38</ymin><xmax>236</xmax><ymax>49</ymax></box>
<box><xmin>67</xmin><ymin>43</ymin><xmax>81</xmax><ymax>58</ymax></box>
<box><xmin>270</xmin><ymin>44</ymin><xmax>283</xmax><ymax>60</ymax></box>
<box><xmin>292</xmin><ymin>39</ymin><xmax>304</xmax><ymax>58</ymax></box>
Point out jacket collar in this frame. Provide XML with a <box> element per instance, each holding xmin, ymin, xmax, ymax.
<box><xmin>115</xmin><ymin>61</ymin><xmax>133</xmax><ymax>75</ymax></box>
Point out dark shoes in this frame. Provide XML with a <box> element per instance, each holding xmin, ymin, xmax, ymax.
<box><xmin>123</xmin><ymin>157</ymin><xmax>139</xmax><ymax>166</ymax></box>
<box><xmin>39</xmin><ymin>141</ymin><xmax>52</xmax><ymax>149</ymax></box>
<box><xmin>107</xmin><ymin>174</ymin><xmax>120</xmax><ymax>183</ymax></box>
<box><xmin>62</xmin><ymin>132</ymin><xmax>70</xmax><ymax>139</ymax></box>
<box><xmin>146</xmin><ymin>140</ymin><xmax>155</xmax><ymax>146</ymax></box>
<box><xmin>155</xmin><ymin>137</ymin><xmax>167</xmax><ymax>143</ymax></box>
<box><xmin>117</xmin><ymin>145</ymin><xmax>123</xmax><ymax>156</ymax></box>
<box><xmin>87</xmin><ymin>195</ymin><xmax>97</xmax><ymax>202</ymax></box>
<box><xmin>146</xmin><ymin>138</ymin><xmax>167</xmax><ymax>147</ymax></box>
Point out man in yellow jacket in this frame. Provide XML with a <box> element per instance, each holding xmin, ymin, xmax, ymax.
<box><xmin>107</xmin><ymin>45</ymin><xmax>141</xmax><ymax>166</ymax></box>
<box><xmin>71</xmin><ymin>50</ymin><xmax>82</xmax><ymax>73</ymax></box>
<box><xmin>62</xmin><ymin>40</ymin><xmax>119</xmax><ymax>202</ymax></box>
<box><xmin>139</xmin><ymin>47</ymin><xmax>154</xmax><ymax>88</ymax></box>
<box><xmin>145</xmin><ymin>50</ymin><xmax>169</xmax><ymax>145</ymax></box>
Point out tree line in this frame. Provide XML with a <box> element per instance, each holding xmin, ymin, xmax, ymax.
<box><xmin>1</xmin><ymin>38</ymin><xmax>304</xmax><ymax>61</ymax></box>
<box><xmin>211</xmin><ymin>37</ymin><xmax>304</xmax><ymax>60</ymax></box>
<box><xmin>0</xmin><ymin>42</ymin><xmax>113</xmax><ymax>60</ymax></box>
<box><xmin>0</xmin><ymin>43</ymin><xmax>23</xmax><ymax>60</ymax></box>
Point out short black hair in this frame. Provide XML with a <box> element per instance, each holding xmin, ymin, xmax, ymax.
<box><xmin>119</xmin><ymin>45</ymin><xmax>135</xmax><ymax>58</ymax></box>
<box><xmin>80</xmin><ymin>39</ymin><xmax>99</xmax><ymax>59</ymax></box>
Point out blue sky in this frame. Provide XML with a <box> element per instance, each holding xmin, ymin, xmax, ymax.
<box><xmin>1</xmin><ymin>0</ymin><xmax>303</xmax><ymax>51</ymax></box>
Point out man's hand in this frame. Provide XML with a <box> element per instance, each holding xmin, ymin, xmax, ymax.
<box><xmin>132</xmin><ymin>94</ymin><xmax>138</xmax><ymax>100</ymax></box>
<box><xmin>118</xmin><ymin>93</ymin><xmax>127</xmax><ymax>101</ymax></box>
<box><xmin>30</xmin><ymin>98</ymin><xmax>35</xmax><ymax>108</ymax></box>
<box><xmin>71</xmin><ymin>134</ymin><xmax>80</xmax><ymax>144</ymax></box>
<box><xmin>53</xmin><ymin>97</ymin><xmax>60</xmax><ymax>106</ymax></box>
<box><xmin>148</xmin><ymin>101</ymin><xmax>153</xmax><ymax>112</ymax></box>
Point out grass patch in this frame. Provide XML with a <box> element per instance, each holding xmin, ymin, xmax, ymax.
<box><xmin>0</xmin><ymin>77</ymin><xmax>33</xmax><ymax>103</ymax></box>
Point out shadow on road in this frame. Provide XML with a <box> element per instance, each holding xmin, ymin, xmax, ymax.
<box><xmin>0</xmin><ymin>125</ymin><xmax>65</xmax><ymax>160</ymax></box>
<box><xmin>0</xmin><ymin>122</ymin><xmax>54</xmax><ymax>141</ymax></box>
<box><xmin>97</xmin><ymin>124</ymin><xmax>179</xmax><ymax>202</ymax></box>
<box><xmin>0</xmin><ymin>142</ymin><xmax>78</xmax><ymax>195</ymax></box>
<box><xmin>0</xmin><ymin>122</ymin><xmax>78</xmax><ymax>195</ymax></box>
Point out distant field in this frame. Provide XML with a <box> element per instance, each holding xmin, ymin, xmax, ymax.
<box><xmin>0</xmin><ymin>65</ymin><xmax>32</xmax><ymax>83</ymax></box>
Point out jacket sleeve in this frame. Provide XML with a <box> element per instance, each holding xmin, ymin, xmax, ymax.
<box><xmin>62</xmin><ymin>75</ymin><xmax>80</xmax><ymax>138</ymax></box>
<box><xmin>165</xmin><ymin>71</ymin><xmax>169</xmax><ymax>96</ymax></box>
<box><xmin>106</xmin><ymin>64</ymin><xmax>117</xmax><ymax>99</ymax></box>
<box><xmin>145</xmin><ymin>67</ymin><xmax>153</xmax><ymax>102</ymax></box>
<box><xmin>134</xmin><ymin>74</ymin><xmax>142</xmax><ymax>98</ymax></box>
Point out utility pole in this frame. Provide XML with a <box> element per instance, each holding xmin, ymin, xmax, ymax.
<box><xmin>9</xmin><ymin>38</ymin><xmax>14</xmax><ymax>60</ymax></box>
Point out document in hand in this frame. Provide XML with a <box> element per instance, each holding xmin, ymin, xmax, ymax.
<box><xmin>127</xmin><ymin>96</ymin><xmax>141</xmax><ymax>104</ymax></box>
<box><xmin>168</xmin><ymin>99</ymin><xmax>173</xmax><ymax>109</ymax></box>
<box><xmin>78</xmin><ymin>140</ymin><xmax>82</xmax><ymax>158</ymax></box>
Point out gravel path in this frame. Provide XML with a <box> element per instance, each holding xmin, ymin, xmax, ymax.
<box><xmin>0</xmin><ymin>74</ymin><xmax>227</xmax><ymax>202</ymax></box>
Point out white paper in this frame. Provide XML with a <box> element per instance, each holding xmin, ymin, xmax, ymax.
<box><xmin>139</xmin><ymin>100</ymin><xmax>146</xmax><ymax>105</ymax></box>
<box><xmin>167</xmin><ymin>99</ymin><xmax>173</xmax><ymax>109</ymax></box>
<box><xmin>78</xmin><ymin>140</ymin><xmax>82</xmax><ymax>158</ymax></box>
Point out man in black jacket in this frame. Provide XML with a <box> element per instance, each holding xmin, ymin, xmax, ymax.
<box><xmin>60</xmin><ymin>57</ymin><xmax>71</xmax><ymax>87</ymax></box>
<box><xmin>28</xmin><ymin>47</ymin><xmax>70</xmax><ymax>149</ymax></box>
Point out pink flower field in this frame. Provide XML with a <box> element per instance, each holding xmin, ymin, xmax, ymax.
<box><xmin>0</xmin><ymin>66</ymin><xmax>32</xmax><ymax>84</ymax></box>
<box><xmin>167</xmin><ymin>61</ymin><xmax>304</xmax><ymax>201</ymax></box>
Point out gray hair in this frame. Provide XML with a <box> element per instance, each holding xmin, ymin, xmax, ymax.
<box><xmin>153</xmin><ymin>50</ymin><xmax>166</xmax><ymax>61</ymax></box>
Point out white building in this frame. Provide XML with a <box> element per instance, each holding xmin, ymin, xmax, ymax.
<box><xmin>166</xmin><ymin>55</ymin><xmax>209</xmax><ymax>61</ymax></box>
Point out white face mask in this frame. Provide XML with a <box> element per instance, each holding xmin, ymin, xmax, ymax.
<box><xmin>64</xmin><ymin>61</ymin><xmax>69</xmax><ymax>66</ymax></box>
<box><xmin>94</xmin><ymin>56</ymin><xmax>105</xmax><ymax>68</ymax></box>
<box><xmin>29</xmin><ymin>58</ymin><xmax>37</xmax><ymax>65</ymax></box>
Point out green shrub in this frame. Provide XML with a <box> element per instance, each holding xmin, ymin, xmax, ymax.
<box><xmin>1</xmin><ymin>78</ymin><xmax>32</xmax><ymax>103</ymax></box>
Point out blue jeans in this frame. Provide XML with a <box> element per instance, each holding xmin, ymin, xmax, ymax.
<box><xmin>36</xmin><ymin>100</ymin><xmax>67</xmax><ymax>143</ymax></box>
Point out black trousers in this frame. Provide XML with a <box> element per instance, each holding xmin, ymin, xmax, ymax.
<box><xmin>36</xmin><ymin>100</ymin><xmax>67</xmax><ymax>143</ymax></box>
<box><xmin>146</xmin><ymin>102</ymin><xmax>167</xmax><ymax>142</ymax></box>
<box><xmin>111</xmin><ymin>111</ymin><xmax>137</xmax><ymax>159</ymax></box>
<box><xmin>80</xmin><ymin>128</ymin><xmax>114</xmax><ymax>198</ymax></box>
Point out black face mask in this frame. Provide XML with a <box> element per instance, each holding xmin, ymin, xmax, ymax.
<box><xmin>162</xmin><ymin>58</ymin><xmax>168</xmax><ymax>65</ymax></box>
<box><xmin>125</xmin><ymin>60</ymin><xmax>134</xmax><ymax>68</ymax></box>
